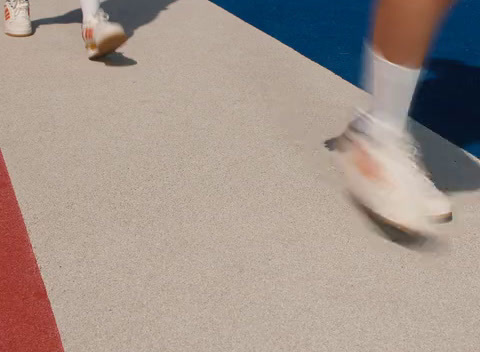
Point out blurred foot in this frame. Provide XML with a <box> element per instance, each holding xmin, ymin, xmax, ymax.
<box><xmin>336</xmin><ymin>110</ymin><xmax>451</xmax><ymax>234</ymax></box>
<box><xmin>82</xmin><ymin>9</ymin><xmax>127</xmax><ymax>60</ymax></box>
<box><xmin>4</xmin><ymin>0</ymin><xmax>32</xmax><ymax>37</ymax></box>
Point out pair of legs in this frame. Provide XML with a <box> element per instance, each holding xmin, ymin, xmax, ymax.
<box><xmin>4</xmin><ymin>0</ymin><xmax>127</xmax><ymax>59</ymax></box>
<box><xmin>338</xmin><ymin>0</ymin><xmax>456</xmax><ymax>234</ymax></box>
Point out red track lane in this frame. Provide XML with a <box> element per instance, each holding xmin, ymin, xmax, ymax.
<box><xmin>0</xmin><ymin>151</ymin><xmax>64</xmax><ymax>352</ymax></box>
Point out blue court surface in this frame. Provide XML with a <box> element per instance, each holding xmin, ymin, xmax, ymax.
<box><xmin>211</xmin><ymin>0</ymin><xmax>480</xmax><ymax>157</ymax></box>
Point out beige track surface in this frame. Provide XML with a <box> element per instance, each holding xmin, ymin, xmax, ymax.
<box><xmin>1</xmin><ymin>0</ymin><xmax>480</xmax><ymax>351</ymax></box>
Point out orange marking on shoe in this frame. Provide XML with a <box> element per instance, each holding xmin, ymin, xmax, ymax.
<box><xmin>83</xmin><ymin>28</ymin><xmax>94</xmax><ymax>41</ymax></box>
<box><xmin>352</xmin><ymin>143</ymin><xmax>384</xmax><ymax>183</ymax></box>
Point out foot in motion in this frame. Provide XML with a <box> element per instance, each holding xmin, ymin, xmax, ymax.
<box><xmin>333</xmin><ymin>0</ymin><xmax>456</xmax><ymax>235</ymax></box>
<box><xmin>4</xmin><ymin>0</ymin><xmax>32</xmax><ymax>37</ymax></box>
<box><xmin>336</xmin><ymin>111</ymin><xmax>451</xmax><ymax>235</ymax></box>
<box><xmin>82</xmin><ymin>9</ymin><xmax>127</xmax><ymax>60</ymax></box>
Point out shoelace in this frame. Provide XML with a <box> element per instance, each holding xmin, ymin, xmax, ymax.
<box><xmin>352</xmin><ymin>109</ymin><xmax>423</xmax><ymax>167</ymax></box>
<box><xmin>351</xmin><ymin>109</ymin><xmax>438</xmax><ymax>193</ymax></box>
<box><xmin>11</xmin><ymin>1</ymin><xmax>29</xmax><ymax>19</ymax></box>
<box><xmin>87</xmin><ymin>9</ymin><xmax>109</xmax><ymax>24</ymax></box>
<box><xmin>84</xmin><ymin>9</ymin><xmax>110</xmax><ymax>26</ymax></box>
<box><xmin>96</xmin><ymin>9</ymin><xmax>109</xmax><ymax>21</ymax></box>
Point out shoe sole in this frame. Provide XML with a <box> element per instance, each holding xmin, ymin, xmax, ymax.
<box><xmin>350</xmin><ymin>193</ymin><xmax>430</xmax><ymax>237</ymax></box>
<box><xmin>5</xmin><ymin>31</ymin><xmax>33</xmax><ymax>37</ymax></box>
<box><xmin>335</xmin><ymin>133</ymin><xmax>453</xmax><ymax>224</ymax></box>
<box><xmin>88</xmin><ymin>32</ymin><xmax>127</xmax><ymax>60</ymax></box>
<box><xmin>429</xmin><ymin>212</ymin><xmax>453</xmax><ymax>224</ymax></box>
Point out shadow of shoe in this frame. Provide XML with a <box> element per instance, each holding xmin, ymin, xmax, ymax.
<box><xmin>349</xmin><ymin>195</ymin><xmax>449</xmax><ymax>253</ymax></box>
<box><xmin>324</xmin><ymin>137</ymin><xmax>339</xmax><ymax>152</ymax></box>
<box><xmin>31</xmin><ymin>0</ymin><xmax>177</xmax><ymax>39</ymax></box>
<box><xmin>93</xmin><ymin>52</ymin><xmax>138</xmax><ymax>67</ymax></box>
<box><xmin>31</xmin><ymin>8</ymin><xmax>82</xmax><ymax>31</ymax></box>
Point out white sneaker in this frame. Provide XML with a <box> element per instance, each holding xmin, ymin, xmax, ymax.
<box><xmin>4</xmin><ymin>0</ymin><xmax>32</xmax><ymax>37</ymax></box>
<box><xmin>82</xmin><ymin>9</ymin><xmax>127</xmax><ymax>60</ymax></box>
<box><xmin>344</xmin><ymin>111</ymin><xmax>452</xmax><ymax>222</ymax></box>
<box><xmin>336</xmin><ymin>111</ymin><xmax>452</xmax><ymax>235</ymax></box>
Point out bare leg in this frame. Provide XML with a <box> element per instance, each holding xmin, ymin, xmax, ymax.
<box><xmin>373</xmin><ymin>0</ymin><xmax>454</xmax><ymax>68</ymax></box>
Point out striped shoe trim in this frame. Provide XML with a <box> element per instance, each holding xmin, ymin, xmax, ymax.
<box><xmin>83</xmin><ymin>27</ymin><xmax>94</xmax><ymax>41</ymax></box>
<box><xmin>5</xmin><ymin>7</ymin><xmax>11</xmax><ymax>21</ymax></box>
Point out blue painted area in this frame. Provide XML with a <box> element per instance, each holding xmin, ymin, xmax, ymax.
<box><xmin>211</xmin><ymin>0</ymin><xmax>480</xmax><ymax>156</ymax></box>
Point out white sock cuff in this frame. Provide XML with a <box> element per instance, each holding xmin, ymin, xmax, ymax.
<box><xmin>363</xmin><ymin>44</ymin><xmax>421</xmax><ymax>133</ymax></box>
<box><xmin>363</xmin><ymin>44</ymin><xmax>422</xmax><ymax>91</ymax></box>
<box><xmin>80</xmin><ymin>0</ymin><xmax>101</xmax><ymax>20</ymax></box>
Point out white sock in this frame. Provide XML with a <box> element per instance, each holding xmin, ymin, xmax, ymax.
<box><xmin>80</xmin><ymin>0</ymin><xmax>100</xmax><ymax>21</ymax></box>
<box><xmin>363</xmin><ymin>45</ymin><xmax>421</xmax><ymax>136</ymax></box>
